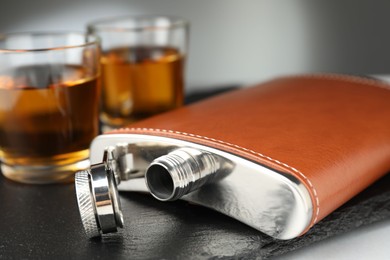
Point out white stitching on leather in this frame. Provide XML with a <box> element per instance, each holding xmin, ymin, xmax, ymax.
<box><xmin>110</xmin><ymin>75</ymin><xmax>390</xmax><ymax>226</ymax></box>
<box><xmin>117</xmin><ymin>127</ymin><xmax>321</xmax><ymax>225</ymax></box>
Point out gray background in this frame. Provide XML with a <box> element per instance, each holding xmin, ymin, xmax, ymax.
<box><xmin>1</xmin><ymin>0</ymin><xmax>390</xmax><ymax>91</ymax></box>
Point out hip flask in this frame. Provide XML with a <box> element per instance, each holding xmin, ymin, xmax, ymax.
<box><xmin>75</xmin><ymin>75</ymin><xmax>390</xmax><ymax>240</ymax></box>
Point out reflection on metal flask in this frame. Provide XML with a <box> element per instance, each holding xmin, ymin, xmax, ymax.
<box><xmin>74</xmin><ymin>143</ymin><xmax>232</xmax><ymax>238</ymax></box>
<box><xmin>145</xmin><ymin>148</ymin><xmax>223</xmax><ymax>201</ymax></box>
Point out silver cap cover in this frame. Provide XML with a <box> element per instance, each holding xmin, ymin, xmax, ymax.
<box><xmin>75</xmin><ymin>170</ymin><xmax>100</xmax><ymax>238</ymax></box>
<box><xmin>75</xmin><ymin>163</ymin><xmax>124</xmax><ymax>238</ymax></box>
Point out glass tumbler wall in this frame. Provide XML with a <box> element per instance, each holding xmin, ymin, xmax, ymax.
<box><xmin>0</xmin><ymin>33</ymin><xmax>100</xmax><ymax>184</ymax></box>
<box><xmin>88</xmin><ymin>15</ymin><xmax>189</xmax><ymax>129</ymax></box>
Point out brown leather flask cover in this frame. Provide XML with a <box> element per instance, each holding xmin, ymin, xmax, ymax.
<box><xmin>108</xmin><ymin>75</ymin><xmax>390</xmax><ymax>236</ymax></box>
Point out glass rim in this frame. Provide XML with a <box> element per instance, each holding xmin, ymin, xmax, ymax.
<box><xmin>87</xmin><ymin>14</ymin><xmax>189</xmax><ymax>33</ymax></box>
<box><xmin>0</xmin><ymin>31</ymin><xmax>100</xmax><ymax>53</ymax></box>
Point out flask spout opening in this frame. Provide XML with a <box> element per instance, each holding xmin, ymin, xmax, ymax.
<box><xmin>146</xmin><ymin>163</ymin><xmax>175</xmax><ymax>201</ymax></box>
<box><xmin>145</xmin><ymin>147</ymin><xmax>223</xmax><ymax>201</ymax></box>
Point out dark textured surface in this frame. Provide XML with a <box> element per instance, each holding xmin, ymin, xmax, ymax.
<box><xmin>0</xmin><ymin>88</ymin><xmax>389</xmax><ymax>259</ymax></box>
<box><xmin>0</xmin><ymin>170</ymin><xmax>389</xmax><ymax>259</ymax></box>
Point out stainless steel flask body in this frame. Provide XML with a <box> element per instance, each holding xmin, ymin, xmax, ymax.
<box><xmin>75</xmin><ymin>133</ymin><xmax>313</xmax><ymax>240</ymax></box>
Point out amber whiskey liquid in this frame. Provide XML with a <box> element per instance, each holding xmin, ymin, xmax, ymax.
<box><xmin>100</xmin><ymin>46</ymin><xmax>184</xmax><ymax>127</ymax></box>
<box><xmin>0</xmin><ymin>65</ymin><xmax>100</xmax><ymax>183</ymax></box>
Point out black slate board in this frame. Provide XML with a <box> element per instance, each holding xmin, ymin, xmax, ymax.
<box><xmin>0</xmin><ymin>171</ymin><xmax>389</xmax><ymax>259</ymax></box>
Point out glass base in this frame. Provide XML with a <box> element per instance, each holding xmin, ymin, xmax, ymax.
<box><xmin>101</xmin><ymin>124</ymin><xmax>117</xmax><ymax>133</ymax></box>
<box><xmin>1</xmin><ymin>159</ymin><xmax>90</xmax><ymax>184</ymax></box>
<box><xmin>100</xmin><ymin>113</ymin><xmax>134</xmax><ymax>132</ymax></box>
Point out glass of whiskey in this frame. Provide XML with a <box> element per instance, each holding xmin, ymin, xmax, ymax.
<box><xmin>0</xmin><ymin>32</ymin><xmax>101</xmax><ymax>184</ymax></box>
<box><xmin>88</xmin><ymin>15</ymin><xmax>189</xmax><ymax>130</ymax></box>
